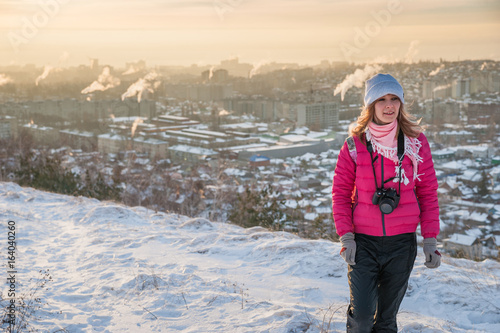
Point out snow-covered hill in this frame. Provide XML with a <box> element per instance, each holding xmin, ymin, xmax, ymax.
<box><xmin>0</xmin><ymin>182</ymin><xmax>499</xmax><ymax>332</ymax></box>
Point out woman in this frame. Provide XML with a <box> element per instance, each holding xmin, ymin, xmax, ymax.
<box><xmin>331</xmin><ymin>73</ymin><xmax>441</xmax><ymax>332</ymax></box>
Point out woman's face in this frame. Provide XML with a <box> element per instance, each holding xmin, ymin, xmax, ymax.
<box><xmin>373</xmin><ymin>94</ymin><xmax>401</xmax><ymax>125</ymax></box>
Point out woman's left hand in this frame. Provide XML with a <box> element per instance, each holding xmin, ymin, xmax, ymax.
<box><xmin>423</xmin><ymin>238</ymin><xmax>441</xmax><ymax>268</ymax></box>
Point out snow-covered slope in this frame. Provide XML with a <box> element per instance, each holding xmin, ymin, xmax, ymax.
<box><xmin>0</xmin><ymin>182</ymin><xmax>499</xmax><ymax>332</ymax></box>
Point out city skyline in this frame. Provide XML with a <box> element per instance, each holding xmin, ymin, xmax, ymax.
<box><xmin>0</xmin><ymin>0</ymin><xmax>499</xmax><ymax>68</ymax></box>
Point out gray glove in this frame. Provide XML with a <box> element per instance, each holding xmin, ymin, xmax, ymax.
<box><xmin>423</xmin><ymin>238</ymin><xmax>441</xmax><ymax>269</ymax></box>
<box><xmin>340</xmin><ymin>232</ymin><xmax>356</xmax><ymax>265</ymax></box>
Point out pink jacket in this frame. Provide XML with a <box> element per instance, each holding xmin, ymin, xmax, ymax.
<box><xmin>332</xmin><ymin>132</ymin><xmax>439</xmax><ymax>238</ymax></box>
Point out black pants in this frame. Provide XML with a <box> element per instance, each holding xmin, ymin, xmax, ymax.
<box><xmin>346</xmin><ymin>233</ymin><xmax>417</xmax><ymax>333</ymax></box>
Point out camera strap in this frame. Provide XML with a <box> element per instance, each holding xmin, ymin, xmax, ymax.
<box><xmin>366</xmin><ymin>130</ymin><xmax>405</xmax><ymax>193</ymax></box>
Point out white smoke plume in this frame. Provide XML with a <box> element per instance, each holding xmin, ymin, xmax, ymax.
<box><xmin>480</xmin><ymin>62</ymin><xmax>488</xmax><ymax>71</ymax></box>
<box><xmin>35</xmin><ymin>65</ymin><xmax>53</xmax><ymax>86</ymax></box>
<box><xmin>131</xmin><ymin>118</ymin><xmax>144</xmax><ymax>137</ymax></box>
<box><xmin>404</xmin><ymin>40</ymin><xmax>420</xmax><ymax>64</ymax></box>
<box><xmin>0</xmin><ymin>74</ymin><xmax>13</xmax><ymax>86</ymax></box>
<box><xmin>334</xmin><ymin>64</ymin><xmax>382</xmax><ymax>101</ymax></box>
<box><xmin>122</xmin><ymin>65</ymin><xmax>140</xmax><ymax>75</ymax></box>
<box><xmin>433</xmin><ymin>83</ymin><xmax>452</xmax><ymax>93</ymax></box>
<box><xmin>429</xmin><ymin>64</ymin><xmax>445</xmax><ymax>76</ymax></box>
<box><xmin>35</xmin><ymin>52</ymin><xmax>70</xmax><ymax>86</ymax></box>
<box><xmin>249</xmin><ymin>60</ymin><xmax>268</xmax><ymax>78</ymax></box>
<box><xmin>121</xmin><ymin>72</ymin><xmax>161</xmax><ymax>103</ymax></box>
<box><xmin>81</xmin><ymin>66</ymin><xmax>121</xmax><ymax>94</ymax></box>
<box><xmin>208</xmin><ymin>66</ymin><xmax>215</xmax><ymax>80</ymax></box>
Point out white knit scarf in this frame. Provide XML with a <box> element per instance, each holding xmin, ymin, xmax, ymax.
<box><xmin>365</xmin><ymin>128</ymin><xmax>423</xmax><ymax>185</ymax></box>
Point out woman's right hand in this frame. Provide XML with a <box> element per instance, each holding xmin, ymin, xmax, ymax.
<box><xmin>340</xmin><ymin>232</ymin><xmax>356</xmax><ymax>265</ymax></box>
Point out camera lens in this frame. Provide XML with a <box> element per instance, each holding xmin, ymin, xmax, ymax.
<box><xmin>372</xmin><ymin>188</ymin><xmax>399</xmax><ymax>214</ymax></box>
<box><xmin>380</xmin><ymin>200</ymin><xmax>395</xmax><ymax>214</ymax></box>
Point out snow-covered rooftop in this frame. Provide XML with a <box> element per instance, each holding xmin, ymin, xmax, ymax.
<box><xmin>445</xmin><ymin>233</ymin><xmax>479</xmax><ymax>246</ymax></box>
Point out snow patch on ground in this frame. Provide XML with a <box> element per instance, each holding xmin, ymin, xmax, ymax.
<box><xmin>0</xmin><ymin>182</ymin><xmax>499</xmax><ymax>332</ymax></box>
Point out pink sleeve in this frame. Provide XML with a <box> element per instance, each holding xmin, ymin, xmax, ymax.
<box><xmin>332</xmin><ymin>140</ymin><xmax>356</xmax><ymax>237</ymax></box>
<box><xmin>415</xmin><ymin>133</ymin><xmax>440</xmax><ymax>238</ymax></box>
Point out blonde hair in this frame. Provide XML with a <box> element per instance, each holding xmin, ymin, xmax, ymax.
<box><xmin>350</xmin><ymin>101</ymin><xmax>423</xmax><ymax>140</ymax></box>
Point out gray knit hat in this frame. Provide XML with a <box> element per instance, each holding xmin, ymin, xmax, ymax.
<box><xmin>364</xmin><ymin>73</ymin><xmax>404</xmax><ymax>106</ymax></box>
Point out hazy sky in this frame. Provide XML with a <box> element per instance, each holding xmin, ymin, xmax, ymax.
<box><xmin>1</xmin><ymin>0</ymin><xmax>499</xmax><ymax>68</ymax></box>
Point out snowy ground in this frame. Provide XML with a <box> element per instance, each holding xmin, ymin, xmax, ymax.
<box><xmin>0</xmin><ymin>181</ymin><xmax>499</xmax><ymax>332</ymax></box>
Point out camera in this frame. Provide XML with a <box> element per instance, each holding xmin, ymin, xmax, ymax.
<box><xmin>372</xmin><ymin>188</ymin><xmax>400</xmax><ymax>214</ymax></box>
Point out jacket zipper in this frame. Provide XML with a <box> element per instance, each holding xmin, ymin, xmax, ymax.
<box><xmin>352</xmin><ymin>189</ymin><xmax>358</xmax><ymax>218</ymax></box>
<box><xmin>381</xmin><ymin>155</ymin><xmax>386</xmax><ymax>236</ymax></box>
